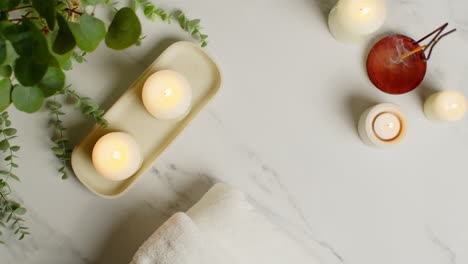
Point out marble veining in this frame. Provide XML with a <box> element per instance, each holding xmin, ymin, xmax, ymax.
<box><xmin>427</xmin><ymin>228</ymin><xmax>457</xmax><ymax>264</ymax></box>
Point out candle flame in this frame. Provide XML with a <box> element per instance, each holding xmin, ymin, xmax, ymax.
<box><xmin>360</xmin><ymin>7</ymin><xmax>371</xmax><ymax>15</ymax></box>
<box><xmin>450</xmin><ymin>103</ymin><xmax>458</xmax><ymax>109</ymax></box>
<box><xmin>387</xmin><ymin>122</ymin><xmax>394</xmax><ymax>129</ymax></box>
<box><xmin>113</xmin><ymin>151</ymin><xmax>121</xmax><ymax>159</ymax></box>
<box><xmin>164</xmin><ymin>88</ymin><xmax>173</xmax><ymax>97</ymax></box>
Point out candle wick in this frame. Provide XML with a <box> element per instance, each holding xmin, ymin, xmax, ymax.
<box><xmin>164</xmin><ymin>88</ymin><xmax>173</xmax><ymax>97</ymax></box>
<box><xmin>360</xmin><ymin>7</ymin><xmax>371</xmax><ymax>15</ymax></box>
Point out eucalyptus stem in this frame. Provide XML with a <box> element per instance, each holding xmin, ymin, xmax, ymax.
<box><xmin>0</xmin><ymin>192</ymin><xmax>29</xmax><ymax>242</ymax></box>
<box><xmin>64</xmin><ymin>87</ymin><xmax>108</xmax><ymax>127</ymax></box>
<box><xmin>46</xmin><ymin>100</ymin><xmax>71</xmax><ymax>180</ymax></box>
<box><xmin>0</xmin><ymin>112</ymin><xmax>29</xmax><ymax>243</ymax></box>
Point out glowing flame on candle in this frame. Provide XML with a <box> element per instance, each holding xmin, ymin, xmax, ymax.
<box><xmin>387</xmin><ymin>122</ymin><xmax>394</xmax><ymax>129</ymax></box>
<box><xmin>360</xmin><ymin>7</ymin><xmax>372</xmax><ymax>15</ymax></box>
<box><xmin>450</xmin><ymin>103</ymin><xmax>458</xmax><ymax>109</ymax></box>
<box><xmin>164</xmin><ymin>88</ymin><xmax>173</xmax><ymax>97</ymax></box>
<box><xmin>113</xmin><ymin>151</ymin><xmax>121</xmax><ymax>160</ymax></box>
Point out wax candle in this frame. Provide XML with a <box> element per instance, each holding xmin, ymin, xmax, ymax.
<box><xmin>328</xmin><ymin>0</ymin><xmax>386</xmax><ymax>43</ymax></box>
<box><xmin>424</xmin><ymin>90</ymin><xmax>467</xmax><ymax>122</ymax></box>
<box><xmin>142</xmin><ymin>70</ymin><xmax>192</xmax><ymax>120</ymax></box>
<box><xmin>358</xmin><ymin>103</ymin><xmax>405</xmax><ymax>147</ymax></box>
<box><xmin>92</xmin><ymin>132</ymin><xmax>143</xmax><ymax>181</ymax></box>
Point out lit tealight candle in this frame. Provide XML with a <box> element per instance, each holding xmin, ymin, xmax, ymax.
<box><xmin>142</xmin><ymin>70</ymin><xmax>192</xmax><ymax>120</ymax></box>
<box><xmin>424</xmin><ymin>90</ymin><xmax>467</xmax><ymax>122</ymax></box>
<box><xmin>328</xmin><ymin>0</ymin><xmax>387</xmax><ymax>43</ymax></box>
<box><xmin>92</xmin><ymin>132</ymin><xmax>143</xmax><ymax>181</ymax></box>
<box><xmin>358</xmin><ymin>103</ymin><xmax>405</xmax><ymax>147</ymax></box>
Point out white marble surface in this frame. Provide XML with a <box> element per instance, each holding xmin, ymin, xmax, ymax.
<box><xmin>2</xmin><ymin>0</ymin><xmax>468</xmax><ymax>263</ymax></box>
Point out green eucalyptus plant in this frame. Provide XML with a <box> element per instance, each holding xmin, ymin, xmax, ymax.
<box><xmin>0</xmin><ymin>0</ymin><xmax>208</xmax><ymax>244</ymax></box>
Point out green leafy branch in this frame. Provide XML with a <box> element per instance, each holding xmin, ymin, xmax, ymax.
<box><xmin>0</xmin><ymin>112</ymin><xmax>29</xmax><ymax>243</ymax></box>
<box><xmin>0</xmin><ymin>112</ymin><xmax>20</xmax><ymax>183</ymax></box>
<box><xmin>46</xmin><ymin>100</ymin><xmax>71</xmax><ymax>180</ymax></box>
<box><xmin>135</xmin><ymin>0</ymin><xmax>172</xmax><ymax>23</ymax></box>
<box><xmin>175</xmin><ymin>12</ymin><xmax>208</xmax><ymax>47</ymax></box>
<box><xmin>134</xmin><ymin>0</ymin><xmax>208</xmax><ymax>47</ymax></box>
<box><xmin>64</xmin><ymin>86</ymin><xmax>109</xmax><ymax>127</ymax></box>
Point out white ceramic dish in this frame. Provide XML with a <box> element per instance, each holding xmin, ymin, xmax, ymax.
<box><xmin>71</xmin><ymin>41</ymin><xmax>222</xmax><ymax>198</ymax></box>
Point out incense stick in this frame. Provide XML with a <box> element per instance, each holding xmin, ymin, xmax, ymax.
<box><xmin>399</xmin><ymin>23</ymin><xmax>456</xmax><ymax>61</ymax></box>
<box><xmin>399</xmin><ymin>45</ymin><xmax>428</xmax><ymax>60</ymax></box>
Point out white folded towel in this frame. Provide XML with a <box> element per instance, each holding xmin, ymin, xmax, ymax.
<box><xmin>130</xmin><ymin>212</ymin><xmax>237</xmax><ymax>264</ymax></box>
<box><xmin>131</xmin><ymin>183</ymin><xmax>320</xmax><ymax>264</ymax></box>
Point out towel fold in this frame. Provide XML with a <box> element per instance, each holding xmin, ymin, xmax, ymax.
<box><xmin>130</xmin><ymin>212</ymin><xmax>237</xmax><ymax>264</ymax></box>
<box><xmin>131</xmin><ymin>183</ymin><xmax>320</xmax><ymax>264</ymax></box>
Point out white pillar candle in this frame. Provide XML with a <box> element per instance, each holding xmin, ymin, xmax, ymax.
<box><xmin>92</xmin><ymin>132</ymin><xmax>143</xmax><ymax>181</ymax></box>
<box><xmin>424</xmin><ymin>90</ymin><xmax>467</xmax><ymax>122</ymax></box>
<box><xmin>328</xmin><ymin>0</ymin><xmax>386</xmax><ymax>43</ymax></box>
<box><xmin>142</xmin><ymin>70</ymin><xmax>192</xmax><ymax>120</ymax></box>
<box><xmin>358</xmin><ymin>103</ymin><xmax>405</xmax><ymax>148</ymax></box>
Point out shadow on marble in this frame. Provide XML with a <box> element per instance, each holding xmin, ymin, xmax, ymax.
<box><xmin>416</xmin><ymin>84</ymin><xmax>438</xmax><ymax>108</ymax></box>
<box><xmin>344</xmin><ymin>93</ymin><xmax>378</xmax><ymax>136</ymax></box>
<box><xmin>308</xmin><ymin>0</ymin><xmax>338</xmax><ymax>25</ymax></box>
<box><xmin>92</xmin><ymin>177</ymin><xmax>215</xmax><ymax>264</ymax></box>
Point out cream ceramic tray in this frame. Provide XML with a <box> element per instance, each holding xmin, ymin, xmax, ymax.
<box><xmin>71</xmin><ymin>41</ymin><xmax>222</xmax><ymax>199</ymax></box>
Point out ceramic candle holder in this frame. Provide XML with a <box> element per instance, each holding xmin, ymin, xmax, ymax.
<box><xmin>358</xmin><ymin>103</ymin><xmax>406</xmax><ymax>148</ymax></box>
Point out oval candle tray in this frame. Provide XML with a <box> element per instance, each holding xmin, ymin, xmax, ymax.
<box><xmin>71</xmin><ymin>41</ymin><xmax>222</xmax><ymax>198</ymax></box>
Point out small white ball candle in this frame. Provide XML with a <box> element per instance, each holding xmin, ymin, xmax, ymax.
<box><xmin>328</xmin><ymin>0</ymin><xmax>387</xmax><ymax>43</ymax></box>
<box><xmin>142</xmin><ymin>70</ymin><xmax>192</xmax><ymax>120</ymax></box>
<box><xmin>424</xmin><ymin>90</ymin><xmax>467</xmax><ymax>122</ymax></box>
<box><xmin>92</xmin><ymin>132</ymin><xmax>143</xmax><ymax>181</ymax></box>
<box><xmin>358</xmin><ymin>103</ymin><xmax>405</xmax><ymax>148</ymax></box>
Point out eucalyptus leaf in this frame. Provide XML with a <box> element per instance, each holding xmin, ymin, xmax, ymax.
<box><xmin>10</xmin><ymin>146</ymin><xmax>20</xmax><ymax>152</ymax></box>
<box><xmin>53</xmin><ymin>14</ymin><xmax>76</xmax><ymax>54</ymax></box>
<box><xmin>0</xmin><ymin>139</ymin><xmax>8</xmax><ymax>152</ymax></box>
<box><xmin>38</xmin><ymin>66</ymin><xmax>65</xmax><ymax>97</ymax></box>
<box><xmin>68</xmin><ymin>14</ymin><xmax>106</xmax><ymax>52</ymax></box>
<box><xmin>4</xmin><ymin>20</ymin><xmax>50</xmax><ymax>61</ymax></box>
<box><xmin>0</xmin><ymin>65</ymin><xmax>12</xmax><ymax>78</ymax></box>
<box><xmin>0</xmin><ymin>21</ymin><xmax>14</xmax><ymax>38</ymax></box>
<box><xmin>105</xmin><ymin>7</ymin><xmax>142</xmax><ymax>50</ymax></box>
<box><xmin>80</xmin><ymin>14</ymin><xmax>106</xmax><ymax>45</ymax></box>
<box><xmin>0</xmin><ymin>0</ymin><xmax>20</xmax><ymax>11</ymax></box>
<box><xmin>3</xmin><ymin>128</ymin><xmax>16</xmax><ymax>136</ymax></box>
<box><xmin>12</xmin><ymin>85</ymin><xmax>45</xmax><ymax>113</ymax></box>
<box><xmin>32</xmin><ymin>0</ymin><xmax>56</xmax><ymax>30</ymax></box>
<box><xmin>0</xmin><ymin>78</ymin><xmax>11</xmax><ymax>112</ymax></box>
<box><xmin>14</xmin><ymin>56</ymin><xmax>49</xmax><ymax>86</ymax></box>
<box><xmin>0</xmin><ymin>41</ymin><xmax>18</xmax><ymax>67</ymax></box>
<box><xmin>0</xmin><ymin>39</ymin><xmax>6</xmax><ymax>65</ymax></box>
<box><xmin>3</xmin><ymin>24</ymin><xmax>34</xmax><ymax>57</ymax></box>
<box><xmin>14</xmin><ymin>207</ymin><xmax>26</xmax><ymax>215</ymax></box>
<box><xmin>46</xmin><ymin>30</ymin><xmax>73</xmax><ymax>67</ymax></box>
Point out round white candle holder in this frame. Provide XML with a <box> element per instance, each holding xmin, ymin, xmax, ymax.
<box><xmin>358</xmin><ymin>103</ymin><xmax>406</xmax><ymax>148</ymax></box>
